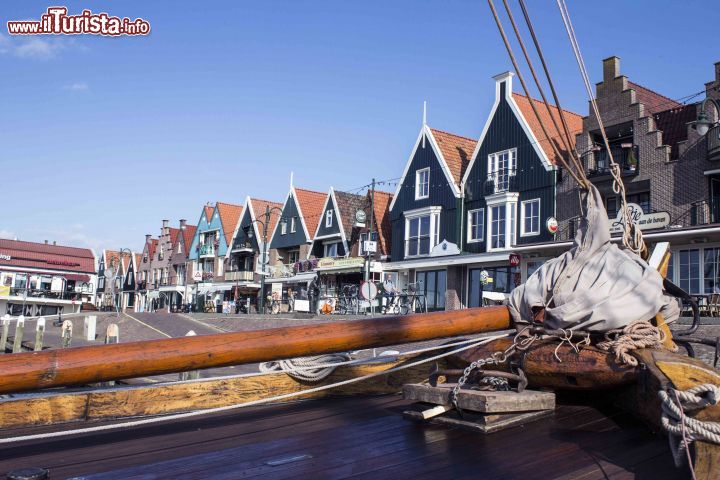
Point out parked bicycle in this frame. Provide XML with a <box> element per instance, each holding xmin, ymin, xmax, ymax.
<box><xmin>336</xmin><ymin>284</ymin><xmax>359</xmax><ymax>315</ymax></box>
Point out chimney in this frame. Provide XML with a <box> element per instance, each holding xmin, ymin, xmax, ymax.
<box><xmin>180</xmin><ymin>219</ymin><xmax>187</xmax><ymax>230</ymax></box>
<box><xmin>162</xmin><ymin>219</ymin><xmax>170</xmax><ymax>237</ymax></box>
<box><xmin>145</xmin><ymin>234</ymin><xmax>151</xmax><ymax>244</ymax></box>
<box><xmin>53</xmin><ymin>241</ymin><xmax>56</xmax><ymax>246</ymax></box>
<box><xmin>603</xmin><ymin>56</ymin><xmax>620</xmax><ymax>82</ymax></box>
<box><xmin>44</xmin><ymin>240</ymin><xmax>48</xmax><ymax>244</ymax></box>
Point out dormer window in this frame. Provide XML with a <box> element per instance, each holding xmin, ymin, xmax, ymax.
<box><xmin>326</xmin><ymin>210</ymin><xmax>333</xmax><ymax>228</ymax></box>
<box><xmin>415</xmin><ymin>168</ymin><xmax>430</xmax><ymax>200</ymax></box>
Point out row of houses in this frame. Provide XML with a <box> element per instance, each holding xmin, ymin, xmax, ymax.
<box><xmin>96</xmin><ymin>56</ymin><xmax>720</xmax><ymax>313</ymax></box>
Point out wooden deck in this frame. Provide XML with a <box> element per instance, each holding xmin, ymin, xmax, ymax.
<box><xmin>0</xmin><ymin>393</ymin><xmax>684</xmax><ymax>479</ymax></box>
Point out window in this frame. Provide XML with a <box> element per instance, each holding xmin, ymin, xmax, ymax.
<box><xmin>521</xmin><ymin>199</ymin><xmax>540</xmax><ymax>236</ymax></box>
<box><xmin>324</xmin><ymin>242</ymin><xmax>339</xmax><ymax>258</ymax></box>
<box><xmin>468</xmin><ymin>267</ymin><xmax>520</xmax><ymax>307</ymax></box>
<box><xmin>488</xmin><ymin>202</ymin><xmax>517</xmax><ymax>250</ymax></box>
<box><xmin>281</xmin><ymin>220</ymin><xmax>287</xmax><ymax>235</ymax></box>
<box><xmin>467</xmin><ymin>209</ymin><xmax>484</xmax><ymax>243</ymax></box>
<box><xmin>288</xmin><ymin>250</ymin><xmax>300</xmax><ymax>264</ymax></box>
<box><xmin>488</xmin><ymin>149</ymin><xmax>517</xmax><ymax>193</ymax></box>
<box><xmin>704</xmin><ymin>248</ymin><xmax>720</xmax><ymax>294</ymax></box>
<box><xmin>291</xmin><ymin>217</ymin><xmax>297</xmax><ymax>233</ymax></box>
<box><xmin>607</xmin><ymin>193</ymin><xmax>650</xmax><ymax>219</ymax></box>
<box><xmin>404</xmin><ymin>207</ymin><xmax>441</xmax><ymax>257</ymax></box>
<box><xmin>415</xmin><ymin>168</ymin><xmax>430</xmax><ymax>200</ymax></box>
<box><xmin>326</xmin><ymin>210</ymin><xmax>333</xmax><ymax>228</ymax></box>
<box><xmin>679</xmin><ymin>249</ymin><xmax>701</xmax><ymax>294</ymax></box>
<box><xmin>416</xmin><ymin>270</ymin><xmax>446</xmax><ymax>311</ymax></box>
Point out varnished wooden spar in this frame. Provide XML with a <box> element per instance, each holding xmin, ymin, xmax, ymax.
<box><xmin>0</xmin><ymin>306</ymin><xmax>511</xmax><ymax>394</ymax></box>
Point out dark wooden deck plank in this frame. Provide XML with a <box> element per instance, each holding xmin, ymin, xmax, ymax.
<box><xmin>0</xmin><ymin>395</ymin><xmax>684</xmax><ymax>480</ymax></box>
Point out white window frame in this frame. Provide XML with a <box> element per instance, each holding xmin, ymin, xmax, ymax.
<box><xmin>467</xmin><ymin>208</ymin><xmax>485</xmax><ymax>243</ymax></box>
<box><xmin>404</xmin><ymin>206</ymin><xmax>441</xmax><ymax>258</ymax></box>
<box><xmin>290</xmin><ymin>217</ymin><xmax>297</xmax><ymax>233</ymax></box>
<box><xmin>324</xmin><ymin>241</ymin><xmax>339</xmax><ymax>258</ymax></box>
<box><xmin>415</xmin><ymin>168</ymin><xmax>430</xmax><ymax>200</ymax></box>
<box><xmin>326</xmin><ymin>210</ymin><xmax>333</xmax><ymax>228</ymax></box>
<box><xmin>520</xmin><ymin>198</ymin><xmax>541</xmax><ymax>237</ymax></box>
<box><xmin>487</xmin><ymin>148</ymin><xmax>517</xmax><ymax>193</ymax></box>
<box><xmin>281</xmin><ymin>220</ymin><xmax>287</xmax><ymax>235</ymax></box>
<box><xmin>486</xmin><ymin>200</ymin><xmax>517</xmax><ymax>251</ymax></box>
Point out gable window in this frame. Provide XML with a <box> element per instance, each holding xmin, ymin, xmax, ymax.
<box><xmin>467</xmin><ymin>209</ymin><xmax>485</xmax><ymax>243</ymax></box>
<box><xmin>415</xmin><ymin>168</ymin><xmax>430</xmax><ymax>200</ymax></box>
<box><xmin>404</xmin><ymin>207</ymin><xmax>441</xmax><ymax>257</ymax></box>
<box><xmin>291</xmin><ymin>217</ymin><xmax>297</xmax><ymax>233</ymax></box>
<box><xmin>487</xmin><ymin>149</ymin><xmax>517</xmax><ymax>193</ymax></box>
<box><xmin>521</xmin><ymin>199</ymin><xmax>540</xmax><ymax>236</ymax></box>
<box><xmin>324</xmin><ymin>241</ymin><xmax>339</xmax><ymax>258</ymax></box>
<box><xmin>326</xmin><ymin>210</ymin><xmax>333</xmax><ymax>228</ymax></box>
<box><xmin>281</xmin><ymin>220</ymin><xmax>287</xmax><ymax>235</ymax></box>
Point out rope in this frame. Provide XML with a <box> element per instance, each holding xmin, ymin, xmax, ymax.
<box><xmin>659</xmin><ymin>383</ymin><xmax>720</xmax><ymax>473</ymax></box>
<box><xmin>0</xmin><ymin>333</ymin><xmax>511</xmax><ymax>444</ymax></box>
<box><xmin>557</xmin><ymin>0</ymin><xmax>645</xmax><ymax>256</ymax></box>
<box><xmin>596</xmin><ymin>320</ymin><xmax>667</xmax><ymax>367</ymax></box>
<box><xmin>259</xmin><ymin>354</ymin><xmax>353</xmax><ymax>382</ymax></box>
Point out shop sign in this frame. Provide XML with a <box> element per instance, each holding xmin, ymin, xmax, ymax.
<box><xmin>316</xmin><ymin>257</ymin><xmax>365</xmax><ymax>270</ymax></box>
<box><xmin>509</xmin><ymin>253</ymin><xmax>521</xmax><ymax>267</ymax></box>
<box><xmin>546</xmin><ymin>217</ymin><xmax>558</xmax><ymax>235</ymax></box>
<box><xmin>608</xmin><ymin>203</ymin><xmax>670</xmax><ymax>234</ymax></box>
<box><xmin>363</xmin><ymin>240</ymin><xmax>377</xmax><ymax>254</ymax></box>
<box><xmin>0</xmin><ymin>253</ymin><xmax>11</xmax><ymax>261</ymax></box>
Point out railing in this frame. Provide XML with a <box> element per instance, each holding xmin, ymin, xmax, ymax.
<box><xmin>484</xmin><ymin>169</ymin><xmax>517</xmax><ymax>194</ymax></box>
<box><xmin>588</xmin><ymin>145</ymin><xmax>639</xmax><ymax>178</ymax></box>
<box><xmin>198</xmin><ymin>244</ymin><xmax>216</xmax><ymax>257</ymax></box>
<box><xmin>225</xmin><ymin>270</ymin><xmax>254</xmax><ymax>282</ymax></box>
<box><xmin>709</xmin><ymin>125</ymin><xmax>720</xmax><ymax>161</ymax></box>
<box><xmin>267</xmin><ymin>260</ymin><xmax>319</xmax><ymax>278</ymax></box>
<box><xmin>2</xmin><ymin>287</ymin><xmax>85</xmax><ymax>301</ymax></box>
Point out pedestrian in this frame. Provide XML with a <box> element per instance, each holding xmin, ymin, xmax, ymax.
<box><xmin>288</xmin><ymin>288</ymin><xmax>295</xmax><ymax>312</ymax></box>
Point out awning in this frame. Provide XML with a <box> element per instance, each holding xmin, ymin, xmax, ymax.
<box><xmin>63</xmin><ymin>273</ymin><xmax>91</xmax><ymax>282</ymax></box>
<box><xmin>266</xmin><ymin>272</ymin><xmax>317</xmax><ymax>284</ymax></box>
<box><xmin>383</xmin><ymin>252</ymin><xmax>511</xmax><ymax>271</ymax></box>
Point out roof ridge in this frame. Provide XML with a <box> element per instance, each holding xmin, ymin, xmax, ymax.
<box><xmin>215</xmin><ymin>201</ymin><xmax>243</xmax><ymax>208</ymax></box>
<box><xmin>428</xmin><ymin>127</ymin><xmax>477</xmax><ymax>143</ymax></box>
<box><xmin>294</xmin><ymin>187</ymin><xmax>326</xmax><ymax>195</ymax></box>
<box><xmin>627</xmin><ymin>81</ymin><xmax>680</xmax><ymax>106</ymax></box>
<box><xmin>511</xmin><ymin>92</ymin><xmax>584</xmax><ymax>119</ymax></box>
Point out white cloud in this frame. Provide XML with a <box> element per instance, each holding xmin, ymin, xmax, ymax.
<box><xmin>0</xmin><ymin>33</ymin><xmax>84</xmax><ymax>60</ymax></box>
<box><xmin>0</xmin><ymin>229</ymin><xmax>17</xmax><ymax>240</ymax></box>
<box><xmin>63</xmin><ymin>82</ymin><xmax>89</xmax><ymax>91</ymax></box>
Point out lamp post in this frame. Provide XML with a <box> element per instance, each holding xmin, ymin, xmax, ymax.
<box><xmin>694</xmin><ymin>98</ymin><xmax>720</xmax><ymax>138</ymax></box>
<box><xmin>244</xmin><ymin>205</ymin><xmax>286</xmax><ymax>314</ymax></box>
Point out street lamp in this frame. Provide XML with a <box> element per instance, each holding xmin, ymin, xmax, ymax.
<box><xmin>245</xmin><ymin>205</ymin><xmax>286</xmax><ymax>314</ymax></box>
<box><xmin>694</xmin><ymin>98</ymin><xmax>720</xmax><ymax>138</ymax></box>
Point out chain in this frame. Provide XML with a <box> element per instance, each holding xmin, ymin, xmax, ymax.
<box><xmin>450</xmin><ymin>329</ymin><xmax>539</xmax><ymax>411</ymax></box>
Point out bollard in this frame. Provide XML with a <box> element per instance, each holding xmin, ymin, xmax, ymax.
<box><xmin>12</xmin><ymin>315</ymin><xmax>25</xmax><ymax>353</ymax></box>
<box><xmin>0</xmin><ymin>314</ymin><xmax>10</xmax><ymax>354</ymax></box>
<box><xmin>84</xmin><ymin>315</ymin><xmax>97</xmax><ymax>341</ymax></box>
<box><xmin>34</xmin><ymin>317</ymin><xmax>45</xmax><ymax>351</ymax></box>
<box><xmin>61</xmin><ymin>320</ymin><xmax>73</xmax><ymax>348</ymax></box>
<box><xmin>178</xmin><ymin>330</ymin><xmax>200</xmax><ymax>381</ymax></box>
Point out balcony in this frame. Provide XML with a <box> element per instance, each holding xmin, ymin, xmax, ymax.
<box><xmin>709</xmin><ymin>125</ymin><xmax>720</xmax><ymax>162</ymax></box>
<box><xmin>225</xmin><ymin>270</ymin><xmax>254</xmax><ymax>282</ymax></box>
<box><xmin>3</xmin><ymin>287</ymin><xmax>84</xmax><ymax>302</ymax></box>
<box><xmin>484</xmin><ymin>169</ymin><xmax>518</xmax><ymax>195</ymax></box>
<box><xmin>588</xmin><ymin>145</ymin><xmax>639</xmax><ymax>179</ymax></box>
<box><xmin>198</xmin><ymin>244</ymin><xmax>216</xmax><ymax>258</ymax></box>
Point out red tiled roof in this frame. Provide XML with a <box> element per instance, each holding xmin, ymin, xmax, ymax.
<box><xmin>203</xmin><ymin>206</ymin><xmax>214</xmax><ymax>223</ymax></box>
<box><xmin>430</xmin><ymin>128</ymin><xmax>476</xmax><ymax>186</ymax></box>
<box><xmin>653</xmin><ymin>104</ymin><xmax>697</xmax><ymax>160</ymax></box>
<box><xmin>335</xmin><ymin>190</ymin><xmax>368</xmax><ymax>242</ymax></box>
<box><xmin>181</xmin><ymin>225</ymin><xmax>197</xmax><ymax>254</ymax></box>
<box><xmin>148</xmin><ymin>239</ymin><xmax>158</xmax><ymax>259</ymax></box>
<box><xmin>250</xmin><ymin>198</ymin><xmax>283</xmax><ymax>239</ymax></box>
<box><xmin>370</xmin><ymin>190</ymin><xmax>394</xmax><ymax>256</ymax></box>
<box><xmin>0</xmin><ymin>238</ymin><xmax>95</xmax><ymax>274</ymax></box>
<box><xmin>512</xmin><ymin>93</ymin><xmax>583</xmax><ymax>165</ymax></box>
<box><xmin>105</xmin><ymin>249</ymin><xmax>133</xmax><ymax>275</ymax></box>
<box><xmin>168</xmin><ymin>227</ymin><xmax>181</xmax><ymax>248</ymax></box>
<box><xmin>215</xmin><ymin>202</ymin><xmax>244</xmax><ymax>246</ymax></box>
<box><xmin>134</xmin><ymin>253</ymin><xmax>142</xmax><ymax>271</ymax></box>
<box><xmin>295</xmin><ymin>188</ymin><xmax>327</xmax><ymax>239</ymax></box>
<box><xmin>628</xmin><ymin>81</ymin><xmax>681</xmax><ymax>116</ymax></box>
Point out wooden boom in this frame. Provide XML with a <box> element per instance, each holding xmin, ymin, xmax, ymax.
<box><xmin>0</xmin><ymin>306</ymin><xmax>511</xmax><ymax>394</ymax></box>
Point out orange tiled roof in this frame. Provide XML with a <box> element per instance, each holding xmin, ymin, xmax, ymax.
<box><xmin>148</xmin><ymin>238</ymin><xmax>158</xmax><ymax>259</ymax></box>
<box><xmin>203</xmin><ymin>205</ymin><xmax>214</xmax><ymax>223</ymax></box>
<box><xmin>215</xmin><ymin>202</ymin><xmax>244</xmax><ymax>246</ymax></box>
<box><xmin>250</xmin><ymin>198</ymin><xmax>283</xmax><ymax>239</ymax></box>
<box><xmin>511</xmin><ymin>93</ymin><xmax>583</xmax><ymax>165</ymax></box>
<box><xmin>294</xmin><ymin>188</ymin><xmax>327</xmax><ymax>239</ymax></box>
<box><xmin>430</xmin><ymin>128</ymin><xmax>476</xmax><ymax>186</ymax></box>
<box><xmin>181</xmin><ymin>225</ymin><xmax>197</xmax><ymax>255</ymax></box>
<box><xmin>168</xmin><ymin>227</ymin><xmax>181</xmax><ymax>248</ymax></box>
<box><xmin>371</xmin><ymin>190</ymin><xmax>394</xmax><ymax>256</ymax></box>
<box><xmin>134</xmin><ymin>253</ymin><xmax>141</xmax><ymax>270</ymax></box>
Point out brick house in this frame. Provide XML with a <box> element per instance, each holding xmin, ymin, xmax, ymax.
<box><xmin>556</xmin><ymin>57</ymin><xmax>720</xmax><ymax>294</ymax></box>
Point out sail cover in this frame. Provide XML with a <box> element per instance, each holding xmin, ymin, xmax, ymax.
<box><xmin>508</xmin><ymin>185</ymin><xmax>679</xmax><ymax>332</ymax></box>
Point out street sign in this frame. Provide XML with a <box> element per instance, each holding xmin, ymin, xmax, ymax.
<box><xmin>509</xmin><ymin>253</ymin><xmax>521</xmax><ymax>267</ymax></box>
<box><xmin>192</xmin><ymin>271</ymin><xmax>203</xmax><ymax>282</ymax></box>
<box><xmin>360</xmin><ymin>281</ymin><xmax>378</xmax><ymax>300</ymax></box>
<box><xmin>363</xmin><ymin>240</ymin><xmax>377</xmax><ymax>254</ymax></box>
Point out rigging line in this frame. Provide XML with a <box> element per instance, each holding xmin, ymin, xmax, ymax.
<box><xmin>487</xmin><ymin>0</ymin><xmax>586</xmax><ymax>188</ymax></box>
<box><xmin>517</xmin><ymin>0</ymin><xmax>585</xmax><ymax>176</ymax></box>
<box><xmin>500</xmin><ymin>0</ymin><xmax>577</xmax><ymax>173</ymax></box>
<box><xmin>557</xmin><ymin>0</ymin><xmax>644</xmax><ymax>255</ymax></box>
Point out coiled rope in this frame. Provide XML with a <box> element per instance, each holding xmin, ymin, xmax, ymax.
<box><xmin>596</xmin><ymin>320</ymin><xmax>669</xmax><ymax>367</ymax></box>
<box><xmin>259</xmin><ymin>354</ymin><xmax>354</xmax><ymax>382</ymax></box>
<box><xmin>659</xmin><ymin>383</ymin><xmax>720</xmax><ymax>472</ymax></box>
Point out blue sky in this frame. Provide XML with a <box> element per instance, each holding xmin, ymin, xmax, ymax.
<box><xmin>1</xmin><ymin>0</ymin><xmax>717</xmax><ymax>253</ymax></box>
